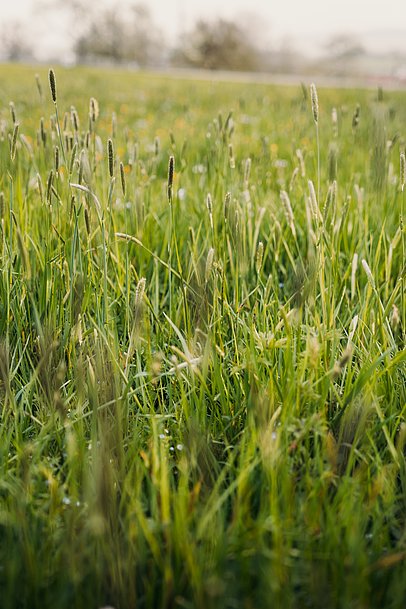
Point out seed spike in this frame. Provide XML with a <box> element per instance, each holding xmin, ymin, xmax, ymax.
<box><xmin>205</xmin><ymin>248</ymin><xmax>215</xmax><ymax>284</ymax></box>
<box><xmin>135</xmin><ymin>277</ymin><xmax>146</xmax><ymax>306</ymax></box>
<box><xmin>10</xmin><ymin>123</ymin><xmax>19</xmax><ymax>161</ymax></box>
<box><xmin>310</xmin><ymin>83</ymin><xmax>319</xmax><ymax>124</ymax></box>
<box><xmin>54</xmin><ymin>145</ymin><xmax>59</xmax><ymax>173</ymax></box>
<box><xmin>9</xmin><ymin>102</ymin><xmax>16</xmax><ymax>124</ymax></box>
<box><xmin>120</xmin><ymin>161</ymin><xmax>126</xmax><ymax>197</ymax></box>
<box><xmin>280</xmin><ymin>190</ymin><xmax>296</xmax><ymax>237</ymax></box>
<box><xmin>255</xmin><ymin>241</ymin><xmax>264</xmax><ymax>274</ymax></box>
<box><xmin>89</xmin><ymin>97</ymin><xmax>99</xmax><ymax>123</ymax></box>
<box><xmin>49</xmin><ymin>69</ymin><xmax>57</xmax><ymax>103</ymax></box>
<box><xmin>352</xmin><ymin>104</ymin><xmax>360</xmax><ymax>130</ymax></box>
<box><xmin>107</xmin><ymin>138</ymin><xmax>114</xmax><ymax>178</ymax></box>
<box><xmin>362</xmin><ymin>259</ymin><xmax>375</xmax><ymax>289</ymax></box>
<box><xmin>167</xmin><ymin>155</ymin><xmax>175</xmax><ymax>203</ymax></box>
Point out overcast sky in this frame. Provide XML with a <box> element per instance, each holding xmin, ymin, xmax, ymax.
<box><xmin>1</xmin><ymin>0</ymin><xmax>405</xmax><ymax>60</ymax></box>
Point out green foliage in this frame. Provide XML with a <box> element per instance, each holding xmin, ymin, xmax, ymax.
<box><xmin>0</xmin><ymin>64</ymin><xmax>405</xmax><ymax>609</ymax></box>
<box><xmin>171</xmin><ymin>18</ymin><xmax>261</xmax><ymax>71</ymax></box>
<box><xmin>74</xmin><ymin>4</ymin><xmax>162</xmax><ymax>66</ymax></box>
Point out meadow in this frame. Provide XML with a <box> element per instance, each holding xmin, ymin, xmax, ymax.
<box><xmin>0</xmin><ymin>63</ymin><xmax>405</xmax><ymax>609</ymax></box>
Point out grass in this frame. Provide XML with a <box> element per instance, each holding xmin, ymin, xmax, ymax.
<box><xmin>0</xmin><ymin>63</ymin><xmax>405</xmax><ymax>609</ymax></box>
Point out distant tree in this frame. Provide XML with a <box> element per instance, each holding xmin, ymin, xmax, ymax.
<box><xmin>0</xmin><ymin>21</ymin><xmax>33</xmax><ymax>62</ymax></box>
<box><xmin>172</xmin><ymin>18</ymin><xmax>261</xmax><ymax>72</ymax></box>
<box><xmin>320</xmin><ymin>34</ymin><xmax>366</xmax><ymax>77</ymax></box>
<box><xmin>73</xmin><ymin>2</ymin><xmax>163</xmax><ymax>66</ymax></box>
<box><xmin>324</xmin><ymin>35</ymin><xmax>365</xmax><ymax>60</ymax></box>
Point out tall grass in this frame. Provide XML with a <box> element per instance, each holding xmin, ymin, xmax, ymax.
<box><xmin>0</xmin><ymin>64</ymin><xmax>405</xmax><ymax>609</ymax></box>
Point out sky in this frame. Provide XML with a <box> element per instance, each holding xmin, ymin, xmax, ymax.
<box><xmin>1</xmin><ymin>0</ymin><xmax>405</xmax><ymax>60</ymax></box>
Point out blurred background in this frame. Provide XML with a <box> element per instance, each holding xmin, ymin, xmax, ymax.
<box><xmin>1</xmin><ymin>0</ymin><xmax>405</xmax><ymax>85</ymax></box>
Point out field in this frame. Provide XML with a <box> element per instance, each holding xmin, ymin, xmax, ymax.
<box><xmin>0</xmin><ymin>64</ymin><xmax>405</xmax><ymax>609</ymax></box>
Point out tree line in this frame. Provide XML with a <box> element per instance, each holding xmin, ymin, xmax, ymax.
<box><xmin>1</xmin><ymin>1</ymin><xmax>370</xmax><ymax>75</ymax></box>
<box><xmin>0</xmin><ymin>1</ymin><xmax>275</xmax><ymax>71</ymax></box>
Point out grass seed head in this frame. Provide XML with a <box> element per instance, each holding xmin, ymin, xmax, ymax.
<box><xmin>107</xmin><ymin>138</ymin><xmax>114</xmax><ymax>178</ymax></box>
<box><xmin>49</xmin><ymin>69</ymin><xmax>57</xmax><ymax>103</ymax></box>
<box><xmin>280</xmin><ymin>190</ymin><xmax>296</xmax><ymax>237</ymax></box>
<box><xmin>167</xmin><ymin>155</ymin><xmax>175</xmax><ymax>203</ymax></box>
<box><xmin>244</xmin><ymin>157</ymin><xmax>251</xmax><ymax>188</ymax></box>
<box><xmin>78</xmin><ymin>150</ymin><xmax>85</xmax><ymax>184</ymax></box>
<box><xmin>206</xmin><ymin>192</ymin><xmax>213</xmax><ymax>214</ymax></box>
<box><xmin>348</xmin><ymin>315</ymin><xmax>359</xmax><ymax>343</ymax></box>
<box><xmin>135</xmin><ymin>277</ymin><xmax>146</xmax><ymax>306</ymax></box>
<box><xmin>120</xmin><ymin>161</ymin><xmax>126</xmax><ymax>197</ymax></box>
<box><xmin>390</xmin><ymin>304</ymin><xmax>400</xmax><ymax>332</ymax></box>
<box><xmin>323</xmin><ymin>179</ymin><xmax>337</xmax><ymax>220</ymax></box>
<box><xmin>308</xmin><ymin>180</ymin><xmax>320</xmax><ymax>221</ymax></box>
<box><xmin>289</xmin><ymin>166</ymin><xmax>299</xmax><ymax>191</ymax></box>
<box><xmin>362</xmin><ymin>259</ymin><xmax>375</xmax><ymax>289</ymax></box>
<box><xmin>71</xmin><ymin>106</ymin><xmax>79</xmax><ymax>132</ymax></box>
<box><xmin>228</xmin><ymin>143</ymin><xmax>235</xmax><ymax>168</ymax></box>
<box><xmin>310</xmin><ymin>83</ymin><xmax>319</xmax><ymax>124</ymax></box>
<box><xmin>134</xmin><ymin>277</ymin><xmax>146</xmax><ymax>324</ymax></box>
<box><xmin>400</xmin><ymin>151</ymin><xmax>405</xmax><ymax>192</ymax></box>
<box><xmin>296</xmin><ymin>148</ymin><xmax>305</xmax><ymax>177</ymax></box>
<box><xmin>224</xmin><ymin>191</ymin><xmax>231</xmax><ymax>220</ymax></box>
<box><xmin>40</xmin><ymin>117</ymin><xmax>46</xmax><ymax>147</ymax></box>
<box><xmin>332</xmin><ymin>345</ymin><xmax>353</xmax><ymax>378</ymax></box>
<box><xmin>339</xmin><ymin>345</ymin><xmax>353</xmax><ymax>368</ymax></box>
<box><xmin>352</xmin><ymin>104</ymin><xmax>360</xmax><ymax>129</ymax></box>
<box><xmin>89</xmin><ymin>97</ymin><xmax>99</xmax><ymax>123</ymax></box>
<box><xmin>255</xmin><ymin>241</ymin><xmax>264</xmax><ymax>274</ymax></box>
<box><xmin>9</xmin><ymin>102</ymin><xmax>16</xmax><ymax>124</ymax></box>
<box><xmin>46</xmin><ymin>170</ymin><xmax>54</xmax><ymax>203</ymax></box>
<box><xmin>308</xmin><ymin>335</ymin><xmax>320</xmax><ymax>368</ymax></box>
<box><xmin>10</xmin><ymin>122</ymin><xmax>19</xmax><ymax>161</ymax></box>
<box><xmin>84</xmin><ymin>206</ymin><xmax>90</xmax><ymax>235</ymax></box>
